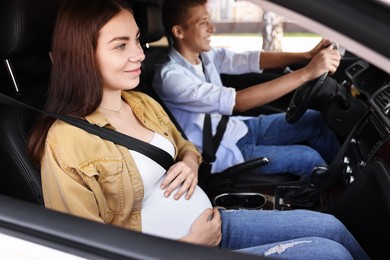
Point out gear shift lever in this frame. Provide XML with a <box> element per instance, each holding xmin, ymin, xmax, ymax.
<box><xmin>310</xmin><ymin>166</ymin><xmax>330</xmax><ymax>188</ymax></box>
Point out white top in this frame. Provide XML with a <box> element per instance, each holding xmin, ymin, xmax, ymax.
<box><xmin>193</xmin><ymin>62</ymin><xmax>206</xmax><ymax>80</ymax></box>
<box><xmin>129</xmin><ymin>133</ymin><xmax>212</xmax><ymax>240</ymax></box>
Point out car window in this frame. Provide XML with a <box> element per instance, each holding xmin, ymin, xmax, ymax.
<box><xmin>151</xmin><ymin>0</ymin><xmax>321</xmax><ymax>53</ymax></box>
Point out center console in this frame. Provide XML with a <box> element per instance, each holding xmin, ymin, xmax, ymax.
<box><xmin>339</xmin><ymin>111</ymin><xmax>389</xmax><ymax>185</ymax></box>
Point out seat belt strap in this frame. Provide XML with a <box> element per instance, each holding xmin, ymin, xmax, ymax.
<box><xmin>212</xmin><ymin>114</ymin><xmax>229</xmax><ymax>155</ymax></box>
<box><xmin>202</xmin><ymin>114</ymin><xmax>214</xmax><ymax>163</ymax></box>
<box><xmin>202</xmin><ymin>114</ymin><xmax>229</xmax><ymax>163</ymax></box>
<box><xmin>0</xmin><ymin>93</ymin><xmax>174</xmax><ymax>171</ymax></box>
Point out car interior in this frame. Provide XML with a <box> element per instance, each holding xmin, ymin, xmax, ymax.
<box><xmin>0</xmin><ymin>0</ymin><xmax>389</xmax><ymax>258</ymax></box>
<box><xmin>133</xmin><ymin>0</ymin><xmax>306</xmax><ymax>208</ymax></box>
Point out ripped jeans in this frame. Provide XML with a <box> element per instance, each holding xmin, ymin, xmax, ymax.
<box><xmin>219</xmin><ymin>209</ymin><xmax>370</xmax><ymax>259</ymax></box>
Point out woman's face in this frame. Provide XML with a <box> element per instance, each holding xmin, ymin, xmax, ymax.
<box><xmin>95</xmin><ymin>9</ymin><xmax>145</xmax><ymax>91</ymax></box>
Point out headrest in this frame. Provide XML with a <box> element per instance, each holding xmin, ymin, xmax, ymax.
<box><xmin>133</xmin><ymin>1</ymin><xmax>165</xmax><ymax>45</ymax></box>
<box><xmin>0</xmin><ymin>0</ymin><xmax>63</xmax><ymax>59</ymax></box>
<box><xmin>0</xmin><ymin>0</ymin><xmax>163</xmax><ymax>59</ymax></box>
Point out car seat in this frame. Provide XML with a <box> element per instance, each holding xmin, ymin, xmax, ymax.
<box><xmin>0</xmin><ymin>0</ymin><xmax>63</xmax><ymax>204</ymax></box>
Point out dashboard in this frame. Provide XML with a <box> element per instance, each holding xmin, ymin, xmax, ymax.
<box><xmin>334</xmin><ymin>59</ymin><xmax>390</xmax><ymax>185</ymax></box>
<box><xmin>340</xmin><ymin>110</ymin><xmax>389</xmax><ymax>184</ymax></box>
<box><xmin>323</xmin><ymin>61</ymin><xmax>390</xmax><ymax>255</ymax></box>
<box><xmin>345</xmin><ymin>59</ymin><xmax>390</xmax><ymax>97</ymax></box>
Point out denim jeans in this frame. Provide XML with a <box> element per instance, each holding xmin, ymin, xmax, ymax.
<box><xmin>219</xmin><ymin>209</ymin><xmax>369</xmax><ymax>259</ymax></box>
<box><xmin>236</xmin><ymin>109</ymin><xmax>340</xmax><ymax>178</ymax></box>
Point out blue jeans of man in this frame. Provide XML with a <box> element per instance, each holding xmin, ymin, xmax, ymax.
<box><xmin>219</xmin><ymin>209</ymin><xmax>369</xmax><ymax>259</ymax></box>
<box><xmin>236</xmin><ymin>109</ymin><xmax>340</xmax><ymax>178</ymax></box>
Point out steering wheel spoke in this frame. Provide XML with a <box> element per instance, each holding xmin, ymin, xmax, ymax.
<box><xmin>286</xmin><ymin>73</ymin><xmax>328</xmax><ymax>123</ymax></box>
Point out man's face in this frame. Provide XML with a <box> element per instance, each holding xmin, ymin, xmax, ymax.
<box><xmin>178</xmin><ymin>4</ymin><xmax>216</xmax><ymax>53</ymax></box>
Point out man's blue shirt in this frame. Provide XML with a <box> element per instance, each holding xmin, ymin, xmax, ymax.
<box><xmin>153</xmin><ymin>47</ymin><xmax>261</xmax><ymax>173</ymax></box>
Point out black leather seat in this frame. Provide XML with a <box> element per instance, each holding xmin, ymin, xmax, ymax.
<box><xmin>0</xmin><ymin>0</ymin><xmax>63</xmax><ymax>204</ymax></box>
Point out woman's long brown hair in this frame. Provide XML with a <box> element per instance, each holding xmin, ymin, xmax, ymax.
<box><xmin>27</xmin><ymin>0</ymin><xmax>133</xmax><ymax>166</ymax></box>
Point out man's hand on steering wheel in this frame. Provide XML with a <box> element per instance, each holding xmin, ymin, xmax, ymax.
<box><xmin>308</xmin><ymin>42</ymin><xmax>340</xmax><ymax>77</ymax></box>
<box><xmin>286</xmin><ymin>42</ymin><xmax>340</xmax><ymax>124</ymax></box>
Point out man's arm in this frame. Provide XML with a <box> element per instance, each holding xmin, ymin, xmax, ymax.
<box><xmin>235</xmin><ymin>42</ymin><xmax>340</xmax><ymax>112</ymax></box>
<box><xmin>259</xmin><ymin>38</ymin><xmax>333</xmax><ymax>69</ymax></box>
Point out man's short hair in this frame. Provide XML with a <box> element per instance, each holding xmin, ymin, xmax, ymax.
<box><xmin>162</xmin><ymin>0</ymin><xmax>207</xmax><ymax>40</ymax></box>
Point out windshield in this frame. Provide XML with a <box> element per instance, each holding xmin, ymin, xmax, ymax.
<box><xmin>375</xmin><ymin>0</ymin><xmax>390</xmax><ymax>5</ymax></box>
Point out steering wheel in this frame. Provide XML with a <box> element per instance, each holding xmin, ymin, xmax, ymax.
<box><xmin>286</xmin><ymin>72</ymin><xmax>328</xmax><ymax>124</ymax></box>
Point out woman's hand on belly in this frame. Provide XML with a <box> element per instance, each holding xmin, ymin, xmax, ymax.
<box><xmin>160</xmin><ymin>157</ymin><xmax>198</xmax><ymax>200</ymax></box>
<box><xmin>178</xmin><ymin>208</ymin><xmax>222</xmax><ymax>247</ymax></box>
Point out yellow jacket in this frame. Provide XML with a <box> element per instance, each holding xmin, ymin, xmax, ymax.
<box><xmin>41</xmin><ymin>90</ymin><xmax>201</xmax><ymax>231</ymax></box>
